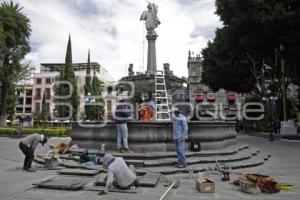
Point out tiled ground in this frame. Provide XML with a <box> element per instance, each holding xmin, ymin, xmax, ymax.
<box><xmin>0</xmin><ymin>134</ymin><xmax>299</xmax><ymax>200</ymax></box>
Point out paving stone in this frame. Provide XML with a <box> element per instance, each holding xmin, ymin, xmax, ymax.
<box><xmin>138</xmin><ymin>172</ymin><xmax>161</xmax><ymax>187</ymax></box>
<box><xmin>34</xmin><ymin>176</ymin><xmax>90</xmax><ymax>190</ymax></box>
<box><xmin>1</xmin><ymin>136</ymin><xmax>299</xmax><ymax>200</ymax></box>
<box><xmin>57</xmin><ymin>168</ymin><xmax>99</xmax><ymax>176</ymax></box>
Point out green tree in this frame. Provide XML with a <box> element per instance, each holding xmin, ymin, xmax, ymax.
<box><xmin>54</xmin><ymin>35</ymin><xmax>79</xmax><ymax>121</ymax></box>
<box><xmin>0</xmin><ymin>1</ymin><xmax>32</xmax><ymax>126</ymax></box>
<box><xmin>84</xmin><ymin>49</ymin><xmax>92</xmax><ymax>95</ymax></box>
<box><xmin>82</xmin><ymin>50</ymin><xmax>105</xmax><ymax>121</ymax></box>
<box><xmin>41</xmin><ymin>91</ymin><xmax>49</xmax><ymax>125</ymax></box>
<box><xmin>203</xmin><ymin>0</ymin><xmax>300</xmax><ymax>95</ymax></box>
<box><xmin>202</xmin><ymin>28</ymin><xmax>255</xmax><ymax>92</ymax></box>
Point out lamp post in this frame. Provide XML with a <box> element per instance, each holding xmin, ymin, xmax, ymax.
<box><xmin>262</xmin><ymin>90</ymin><xmax>278</xmax><ymax>141</ymax></box>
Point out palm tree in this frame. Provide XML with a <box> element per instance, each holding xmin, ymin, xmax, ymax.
<box><xmin>0</xmin><ymin>1</ymin><xmax>31</xmax><ymax>126</ymax></box>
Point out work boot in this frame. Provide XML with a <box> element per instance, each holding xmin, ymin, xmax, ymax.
<box><xmin>118</xmin><ymin>148</ymin><xmax>125</xmax><ymax>153</ymax></box>
<box><xmin>124</xmin><ymin>148</ymin><xmax>134</xmax><ymax>154</ymax></box>
<box><xmin>174</xmin><ymin>163</ymin><xmax>186</xmax><ymax>168</ymax></box>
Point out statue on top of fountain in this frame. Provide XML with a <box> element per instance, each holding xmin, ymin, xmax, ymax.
<box><xmin>140</xmin><ymin>2</ymin><xmax>161</xmax><ymax>35</ymax></box>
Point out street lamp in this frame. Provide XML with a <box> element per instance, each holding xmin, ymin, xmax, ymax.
<box><xmin>262</xmin><ymin>90</ymin><xmax>278</xmax><ymax>141</ymax></box>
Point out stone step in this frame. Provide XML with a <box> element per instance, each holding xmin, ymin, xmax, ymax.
<box><xmin>125</xmin><ymin>147</ymin><xmax>259</xmax><ymax>167</ymax></box>
<box><xmin>70</xmin><ymin>143</ymin><xmax>249</xmax><ymax>160</ymax></box>
<box><xmin>136</xmin><ymin>154</ymin><xmax>267</xmax><ymax>175</ymax></box>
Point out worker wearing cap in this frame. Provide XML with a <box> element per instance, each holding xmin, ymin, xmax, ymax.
<box><xmin>172</xmin><ymin>108</ymin><xmax>188</xmax><ymax>168</ymax></box>
<box><xmin>102</xmin><ymin>153</ymin><xmax>137</xmax><ymax>194</ymax></box>
<box><xmin>19</xmin><ymin>133</ymin><xmax>48</xmax><ymax>172</ymax></box>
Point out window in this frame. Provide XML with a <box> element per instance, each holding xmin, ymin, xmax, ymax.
<box><xmin>36</xmin><ymin>78</ymin><xmax>42</xmax><ymax>84</ymax></box>
<box><xmin>18</xmin><ymin>98</ymin><xmax>24</xmax><ymax>105</ymax></box>
<box><xmin>25</xmin><ymin>98</ymin><xmax>32</xmax><ymax>105</ymax></box>
<box><xmin>45</xmin><ymin>88</ymin><xmax>51</xmax><ymax>99</ymax></box>
<box><xmin>35</xmin><ymin>88</ymin><xmax>41</xmax><ymax>99</ymax></box>
<box><xmin>35</xmin><ymin>103</ymin><xmax>40</xmax><ymax>113</ymax></box>
<box><xmin>25</xmin><ymin>108</ymin><xmax>32</xmax><ymax>113</ymax></box>
<box><xmin>46</xmin><ymin>78</ymin><xmax>51</xmax><ymax>84</ymax></box>
<box><xmin>107</xmin><ymin>101</ymin><xmax>112</xmax><ymax>112</ymax></box>
<box><xmin>16</xmin><ymin>107</ymin><xmax>23</xmax><ymax>113</ymax></box>
<box><xmin>26</xmin><ymin>90</ymin><xmax>32</xmax><ymax>96</ymax></box>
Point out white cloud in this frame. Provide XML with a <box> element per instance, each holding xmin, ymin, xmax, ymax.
<box><xmin>5</xmin><ymin>0</ymin><xmax>222</xmax><ymax>80</ymax></box>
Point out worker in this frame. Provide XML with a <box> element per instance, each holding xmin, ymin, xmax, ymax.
<box><xmin>172</xmin><ymin>108</ymin><xmax>188</xmax><ymax>168</ymax></box>
<box><xmin>19</xmin><ymin>133</ymin><xmax>48</xmax><ymax>172</ymax></box>
<box><xmin>102</xmin><ymin>153</ymin><xmax>137</xmax><ymax>194</ymax></box>
<box><xmin>114</xmin><ymin>99</ymin><xmax>134</xmax><ymax>154</ymax></box>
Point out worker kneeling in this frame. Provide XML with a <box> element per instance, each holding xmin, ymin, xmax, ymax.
<box><xmin>102</xmin><ymin>153</ymin><xmax>137</xmax><ymax>194</ymax></box>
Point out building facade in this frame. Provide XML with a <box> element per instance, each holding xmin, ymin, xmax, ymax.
<box><xmin>15</xmin><ymin>84</ymin><xmax>33</xmax><ymax>126</ymax></box>
<box><xmin>187</xmin><ymin>51</ymin><xmax>241</xmax><ymax>120</ymax></box>
<box><xmin>31</xmin><ymin>62</ymin><xmax>114</xmax><ymax>121</ymax></box>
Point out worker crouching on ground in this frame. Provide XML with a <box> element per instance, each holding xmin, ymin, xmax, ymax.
<box><xmin>102</xmin><ymin>153</ymin><xmax>137</xmax><ymax>194</ymax></box>
<box><xmin>19</xmin><ymin>133</ymin><xmax>48</xmax><ymax>172</ymax></box>
<box><xmin>172</xmin><ymin>108</ymin><xmax>188</xmax><ymax>168</ymax></box>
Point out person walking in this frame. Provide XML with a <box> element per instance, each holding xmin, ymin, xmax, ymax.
<box><xmin>172</xmin><ymin>108</ymin><xmax>188</xmax><ymax>168</ymax></box>
<box><xmin>102</xmin><ymin>153</ymin><xmax>137</xmax><ymax>194</ymax></box>
<box><xmin>19</xmin><ymin>133</ymin><xmax>48</xmax><ymax>172</ymax></box>
<box><xmin>115</xmin><ymin>99</ymin><xmax>134</xmax><ymax>154</ymax></box>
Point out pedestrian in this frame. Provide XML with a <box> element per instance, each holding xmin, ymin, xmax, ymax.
<box><xmin>172</xmin><ymin>108</ymin><xmax>188</xmax><ymax>168</ymax></box>
<box><xmin>19</xmin><ymin>133</ymin><xmax>48</xmax><ymax>172</ymax></box>
<box><xmin>102</xmin><ymin>153</ymin><xmax>137</xmax><ymax>194</ymax></box>
<box><xmin>114</xmin><ymin>99</ymin><xmax>134</xmax><ymax>154</ymax></box>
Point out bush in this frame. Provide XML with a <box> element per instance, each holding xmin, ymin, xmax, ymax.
<box><xmin>0</xmin><ymin>127</ymin><xmax>70</xmax><ymax>137</ymax></box>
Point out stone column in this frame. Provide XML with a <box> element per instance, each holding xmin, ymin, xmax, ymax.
<box><xmin>146</xmin><ymin>34</ymin><xmax>158</xmax><ymax>75</ymax></box>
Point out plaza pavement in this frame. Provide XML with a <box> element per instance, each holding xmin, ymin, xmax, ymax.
<box><xmin>0</xmin><ymin>134</ymin><xmax>299</xmax><ymax>200</ymax></box>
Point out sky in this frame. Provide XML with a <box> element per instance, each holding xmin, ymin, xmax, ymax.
<box><xmin>5</xmin><ymin>0</ymin><xmax>222</xmax><ymax>80</ymax></box>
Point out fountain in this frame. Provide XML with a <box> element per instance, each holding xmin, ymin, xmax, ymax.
<box><xmin>71</xmin><ymin>2</ymin><xmax>237</xmax><ymax>153</ymax></box>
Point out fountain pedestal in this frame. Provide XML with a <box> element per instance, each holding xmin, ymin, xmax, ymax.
<box><xmin>71</xmin><ymin>121</ymin><xmax>237</xmax><ymax>153</ymax></box>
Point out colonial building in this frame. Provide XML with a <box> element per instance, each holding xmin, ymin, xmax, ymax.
<box><xmin>32</xmin><ymin>62</ymin><xmax>114</xmax><ymax>120</ymax></box>
<box><xmin>15</xmin><ymin>84</ymin><xmax>33</xmax><ymax>126</ymax></box>
<box><xmin>187</xmin><ymin>51</ymin><xmax>241</xmax><ymax>120</ymax></box>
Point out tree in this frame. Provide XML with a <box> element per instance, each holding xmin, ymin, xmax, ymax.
<box><xmin>84</xmin><ymin>54</ymin><xmax>104</xmax><ymax>121</ymax></box>
<box><xmin>54</xmin><ymin>35</ymin><xmax>79</xmax><ymax>121</ymax></box>
<box><xmin>202</xmin><ymin>28</ymin><xmax>255</xmax><ymax>93</ymax></box>
<box><xmin>203</xmin><ymin>0</ymin><xmax>300</xmax><ymax>93</ymax></box>
<box><xmin>0</xmin><ymin>1</ymin><xmax>32</xmax><ymax>126</ymax></box>
<box><xmin>41</xmin><ymin>91</ymin><xmax>49</xmax><ymax>126</ymax></box>
<box><xmin>84</xmin><ymin>49</ymin><xmax>92</xmax><ymax>95</ymax></box>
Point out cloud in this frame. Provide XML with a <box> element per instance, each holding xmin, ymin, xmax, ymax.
<box><xmin>4</xmin><ymin>0</ymin><xmax>221</xmax><ymax>80</ymax></box>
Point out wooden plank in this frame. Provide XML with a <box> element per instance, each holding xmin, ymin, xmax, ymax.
<box><xmin>57</xmin><ymin>169</ymin><xmax>99</xmax><ymax>176</ymax></box>
<box><xmin>138</xmin><ymin>172</ymin><xmax>161</xmax><ymax>187</ymax></box>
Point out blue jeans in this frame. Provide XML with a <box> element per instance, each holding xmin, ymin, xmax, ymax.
<box><xmin>117</xmin><ymin>123</ymin><xmax>129</xmax><ymax>149</ymax></box>
<box><xmin>174</xmin><ymin>138</ymin><xmax>186</xmax><ymax>166</ymax></box>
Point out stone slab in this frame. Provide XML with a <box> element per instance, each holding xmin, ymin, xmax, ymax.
<box><xmin>84</xmin><ymin>183</ymin><xmax>138</xmax><ymax>193</ymax></box>
<box><xmin>57</xmin><ymin>169</ymin><xmax>99</xmax><ymax>176</ymax></box>
<box><xmin>33</xmin><ymin>176</ymin><xmax>89</xmax><ymax>190</ymax></box>
<box><xmin>138</xmin><ymin>172</ymin><xmax>161</xmax><ymax>187</ymax></box>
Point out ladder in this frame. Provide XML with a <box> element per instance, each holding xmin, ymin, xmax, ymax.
<box><xmin>155</xmin><ymin>70</ymin><xmax>171</xmax><ymax>120</ymax></box>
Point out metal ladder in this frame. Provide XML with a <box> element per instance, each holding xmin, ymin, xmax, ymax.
<box><xmin>155</xmin><ymin>70</ymin><xmax>171</xmax><ymax>120</ymax></box>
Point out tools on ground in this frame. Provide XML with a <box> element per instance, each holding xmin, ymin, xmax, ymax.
<box><xmin>215</xmin><ymin>158</ymin><xmax>231</xmax><ymax>181</ymax></box>
<box><xmin>158</xmin><ymin>179</ymin><xmax>180</xmax><ymax>200</ymax></box>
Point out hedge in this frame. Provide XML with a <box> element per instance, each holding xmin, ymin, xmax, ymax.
<box><xmin>0</xmin><ymin>127</ymin><xmax>70</xmax><ymax>137</ymax></box>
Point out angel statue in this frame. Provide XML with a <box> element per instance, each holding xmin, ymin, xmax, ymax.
<box><xmin>140</xmin><ymin>2</ymin><xmax>161</xmax><ymax>35</ymax></box>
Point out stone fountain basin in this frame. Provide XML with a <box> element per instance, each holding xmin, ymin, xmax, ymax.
<box><xmin>71</xmin><ymin>121</ymin><xmax>237</xmax><ymax>152</ymax></box>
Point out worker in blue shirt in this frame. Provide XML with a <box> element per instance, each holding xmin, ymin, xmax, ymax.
<box><xmin>115</xmin><ymin>99</ymin><xmax>134</xmax><ymax>154</ymax></box>
<box><xmin>172</xmin><ymin>108</ymin><xmax>188</xmax><ymax>168</ymax></box>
